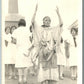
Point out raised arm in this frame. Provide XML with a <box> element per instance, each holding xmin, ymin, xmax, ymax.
<box><xmin>31</xmin><ymin>3</ymin><xmax>38</xmax><ymax>26</ymax></box>
<box><xmin>56</xmin><ymin>7</ymin><xmax>63</xmax><ymax>27</ymax></box>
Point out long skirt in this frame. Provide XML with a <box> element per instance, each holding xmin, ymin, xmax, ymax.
<box><xmin>38</xmin><ymin>64</ymin><xmax>59</xmax><ymax>83</ymax></box>
<box><xmin>69</xmin><ymin>47</ymin><xmax>78</xmax><ymax>66</ymax></box>
<box><xmin>4</xmin><ymin>44</ymin><xmax>16</xmax><ymax>64</ymax></box>
<box><xmin>38</xmin><ymin>46</ymin><xmax>59</xmax><ymax>83</ymax></box>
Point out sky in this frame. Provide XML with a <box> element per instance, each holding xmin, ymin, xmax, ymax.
<box><xmin>4</xmin><ymin>0</ymin><xmax>80</xmax><ymax>29</ymax></box>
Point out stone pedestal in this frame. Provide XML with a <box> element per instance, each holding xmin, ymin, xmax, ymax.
<box><xmin>5</xmin><ymin>0</ymin><xmax>24</xmax><ymax>29</ymax></box>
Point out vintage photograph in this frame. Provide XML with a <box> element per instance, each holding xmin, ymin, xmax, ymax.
<box><xmin>2</xmin><ymin>0</ymin><xmax>82</xmax><ymax>84</ymax></box>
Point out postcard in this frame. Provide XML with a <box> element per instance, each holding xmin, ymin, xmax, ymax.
<box><xmin>2</xmin><ymin>0</ymin><xmax>82</xmax><ymax>84</ymax></box>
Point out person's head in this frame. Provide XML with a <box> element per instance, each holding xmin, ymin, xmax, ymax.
<box><xmin>18</xmin><ymin>19</ymin><xmax>26</xmax><ymax>27</ymax></box>
<box><xmin>71</xmin><ymin>28</ymin><xmax>78</xmax><ymax>36</ymax></box>
<box><xmin>10</xmin><ymin>26</ymin><xmax>17</xmax><ymax>34</ymax></box>
<box><xmin>42</xmin><ymin>16</ymin><xmax>51</xmax><ymax>27</ymax></box>
<box><xmin>5</xmin><ymin>26</ymin><xmax>10</xmax><ymax>34</ymax></box>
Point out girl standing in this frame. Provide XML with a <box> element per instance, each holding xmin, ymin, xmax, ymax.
<box><xmin>7</xmin><ymin>26</ymin><xmax>17</xmax><ymax>79</ymax></box>
<box><xmin>4</xmin><ymin>26</ymin><xmax>13</xmax><ymax>79</ymax></box>
<box><xmin>12</xmin><ymin>19</ymin><xmax>33</xmax><ymax>84</ymax></box>
<box><xmin>57</xmin><ymin>37</ymin><xmax>66</xmax><ymax>80</ymax></box>
<box><xmin>65</xmin><ymin>28</ymin><xmax>78</xmax><ymax>80</ymax></box>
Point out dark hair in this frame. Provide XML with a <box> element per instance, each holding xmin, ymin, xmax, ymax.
<box><xmin>18</xmin><ymin>19</ymin><xmax>26</xmax><ymax>27</ymax></box>
<box><xmin>71</xmin><ymin>28</ymin><xmax>78</xmax><ymax>35</ymax></box>
<box><xmin>10</xmin><ymin>26</ymin><xmax>17</xmax><ymax>34</ymax></box>
<box><xmin>43</xmin><ymin>16</ymin><xmax>51</xmax><ymax>22</ymax></box>
<box><xmin>5</xmin><ymin>26</ymin><xmax>10</xmax><ymax>32</ymax></box>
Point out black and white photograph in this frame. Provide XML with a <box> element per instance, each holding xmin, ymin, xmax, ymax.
<box><xmin>2</xmin><ymin>0</ymin><xmax>82</xmax><ymax>84</ymax></box>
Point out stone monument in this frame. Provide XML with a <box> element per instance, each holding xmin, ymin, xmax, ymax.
<box><xmin>5</xmin><ymin>0</ymin><xmax>24</xmax><ymax>28</ymax></box>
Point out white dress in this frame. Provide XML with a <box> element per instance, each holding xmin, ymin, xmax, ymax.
<box><xmin>12</xmin><ymin>26</ymin><xmax>33</xmax><ymax>68</ymax></box>
<box><xmin>68</xmin><ymin>35</ymin><xmax>78</xmax><ymax>66</ymax></box>
<box><xmin>62</xmin><ymin>29</ymin><xmax>78</xmax><ymax>66</ymax></box>
<box><xmin>10</xmin><ymin>42</ymin><xmax>17</xmax><ymax>64</ymax></box>
<box><xmin>3</xmin><ymin>33</ymin><xmax>15</xmax><ymax>64</ymax></box>
<box><xmin>57</xmin><ymin>41</ymin><xmax>66</xmax><ymax>66</ymax></box>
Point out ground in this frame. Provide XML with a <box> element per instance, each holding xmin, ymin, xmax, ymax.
<box><xmin>5</xmin><ymin>66</ymin><xmax>77</xmax><ymax>84</ymax></box>
<box><xmin>5</xmin><ymin>75</ymin><xmax>77</xmax><ymax>84</ymax></box>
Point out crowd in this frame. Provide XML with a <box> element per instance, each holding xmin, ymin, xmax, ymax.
<box><xmin>4</xmin><ymin>3</ymin><xmax>78</xmax><ymax>84</ymax></box>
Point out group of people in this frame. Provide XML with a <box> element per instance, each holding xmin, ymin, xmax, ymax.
<box><xmin>4</xmin><ymin>25</ymin><xmax>17</xmax><ymax>79</ymax></box>
<box><xmin>4</xmin><ymin>3</ymin><xmax>78</xmax><ymax>84</ymax></box>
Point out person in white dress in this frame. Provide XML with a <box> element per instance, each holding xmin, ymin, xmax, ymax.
<box><xmin>4</xmin><ymin>26</ymin><xmax>11</xmax><ymax>76</ymax></box>
<box><xmin>12</xmin><ymin>19</ymin><xmax>33</xmax><ymax>84</ymax></box>
<box><xmin>4</xmin><ymin>26</ymin><xmax>16</xmax><ymax>79</ymax></box>
<box><xmin>30</xmin><ymin>4</ymin><xmax>63</xmax><ymax>84</ymax></box>
<box><xmin>65</xmin><ymin>28</ymin><xmax>78</xmax><ymax>80</ymax></box>
<box><xmin>4</xmin><ymin>27</ymin><xmax>11</xmax><ymax>64</ymax></box>
<box><xmin>57</xmin><ymin>37</ymin><xmax>66</xmax><ymax>80</ymax></box>
<box><xmin>7</xmin><ymin>26</ymin><xmax>17</xmax><ymax>80</ymax></box>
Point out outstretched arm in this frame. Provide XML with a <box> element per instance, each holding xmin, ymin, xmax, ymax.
<box><xmin>56</xmin><ymin>6</ymin><xmax>63</xmax><ymax>27</ymax></box>
<box><xmin>31</xmin><ymin>3</ymin><xmax>38</xmax><ymax>26</ymax></box>
<box><xmin>54</xmin><ymin>7</ymin><xmax>63</xmax><ymax>47</ymax></box>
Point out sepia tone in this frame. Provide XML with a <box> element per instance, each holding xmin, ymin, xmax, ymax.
<box><xmin>2</xmin><ymin>0</ymin><xmax>81</xmax><ymax>84</ymax></box>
